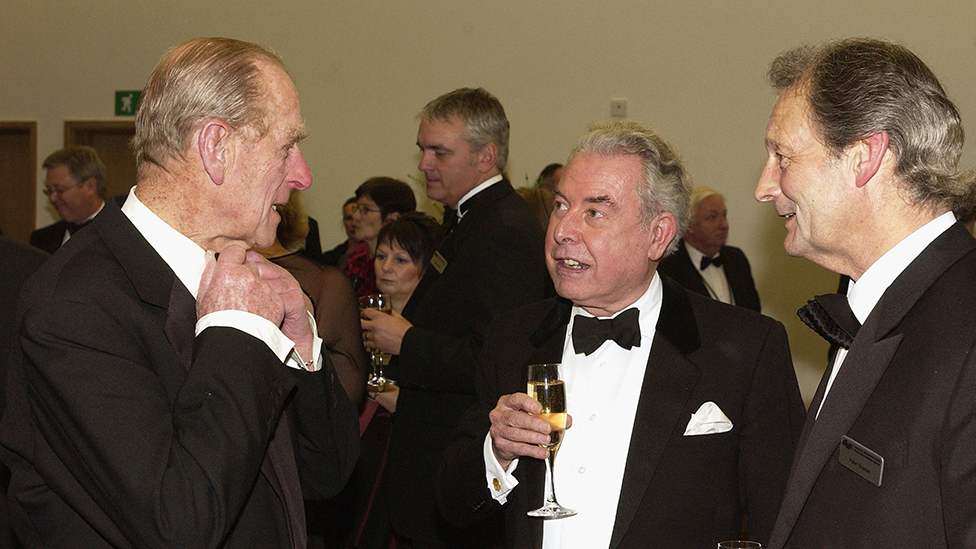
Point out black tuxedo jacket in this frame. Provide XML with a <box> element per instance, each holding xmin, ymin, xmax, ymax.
<box><xmin>1</xmin><ymin>198</ymin><xmax>359</xmax><ymax>548</ymax></box>
<box><xmin>658</xmin><ymin>241</ymin><xmax>761</xmax><ymax>312</ymax></box>
<box><xmin>386</xmin><ymin>179</ymin><xmax>551</xmax><ymax>544</ymax></box>
<box><xmin>28</xmin><ymin>221</ymin><xmax>70</xmax><ymax>255</ymax></box>
<box><xmin>0</xmin><ymin>237</ymin><xmax>47</xmax><ymax>548</ymax></box>
<box><xmin>0</xmin><ymin>237</ymin><xmax>48</xmax><ymax>381</ymax></box>
<box><xmin>438</xmin><ymin>276</ymin><xmax>805</xmax><ymax>549</ymax></box>
<box><xmin>769</xmin><ymin>222</ymin><xmax>976</xmax><ymax>548</ymax></box>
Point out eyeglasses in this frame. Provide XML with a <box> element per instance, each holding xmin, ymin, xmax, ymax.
<box><xmin>42</xmin><ymin>183</ymin><xmax>81</xmax><ymax>198</ymax></box>
<box><xmin>355</xmin><ymin>203</ymin><xmax>381</xmax><ymax>215</ymax></box>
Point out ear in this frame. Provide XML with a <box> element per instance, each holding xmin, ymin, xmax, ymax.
<box><xmin>647</xmin><ymin>211</ymin><xmax>678</xmax><ymax>262</ymax></box>
<box><xmin>852</xmin><ymin>132</ymin><xmax>889</xmax><ymax>188</ymax></box>
<box><xmin>79</xmin><ymin>177</ymin><xmax>97</xmax><ymax>195</ymax></box>
<box><xmin>382</xmin><ymin>211</ymin><xmax>401</xmax><ymax>224</ymax></box>
<box><xmin>476</xmin><ymin>143</ymin><xmax>499</xmax><ymax>174</ymax></box>
<box><xmin>198</xmin><ymin>118</ymin><xmax>234</xmax><ymax>186</ymax></box>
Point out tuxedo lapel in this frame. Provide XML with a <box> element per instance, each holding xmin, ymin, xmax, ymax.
<box><xmin>769</xmin><ymin>222</ymin><xmax>976</xmax><ymax>547</ymax></box>
<box><xmin>609</xmin><ymin>277</ymin><xmax>701</xmax><ymax>549</ymax></box>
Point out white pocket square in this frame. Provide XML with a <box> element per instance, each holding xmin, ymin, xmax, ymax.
<box><xmin>683</xmin><ymin>401</ymin><xmax>733</xmax><ymax>436</ymax></box>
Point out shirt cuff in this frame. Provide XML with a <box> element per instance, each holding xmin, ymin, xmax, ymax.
<box><xmin>484</xmin><ymin>432</ymin><xmax>519</xmax><ymax>504</ymax></box>
<box><xmin>196</xmin><ymin>310</ymin><xmax>323</xmax><ymax>371</ymax></box>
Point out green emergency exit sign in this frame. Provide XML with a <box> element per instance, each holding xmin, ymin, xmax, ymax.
<box><xmin>115</xmin><ymin>90</ymin><xmax>141</xmax><ymax>116</ymax></box>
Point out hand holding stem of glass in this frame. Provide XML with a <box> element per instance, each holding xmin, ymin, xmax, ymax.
<box><xmin>526</xmin><ymin>363</ymin><xmax>577</xmax><ymax>519</ymax></box>
<box><xmin>359</xmin><ymin>293</ymin><xmax>394</xmax><ymax>391</ymax></box>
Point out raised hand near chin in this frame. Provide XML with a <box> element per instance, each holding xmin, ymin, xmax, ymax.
<box><xmin>244</xmin><ymin>251</ymin><xmax>315</xmax><ymax>363</ymax></box>
<box><xmin>197</xmin><ymin>245</ymin><xmax>284</xmax><ymax>324</ymax></box>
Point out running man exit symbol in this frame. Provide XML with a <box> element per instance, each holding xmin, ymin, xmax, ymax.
<box><xmin>115</xmin><ymin>90</ymin><xmax>141</xmax><ymax>116</ymax></box>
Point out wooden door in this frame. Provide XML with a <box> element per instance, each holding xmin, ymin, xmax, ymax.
<box><xmin>64</xmin><ymin>121</ymin><xmax>137</xmax><ymax>199</ymax></box>
<box><xmin>0</xmin><ymin>122</ymin><xmax>38</xmax><ymax>243</ymax></box>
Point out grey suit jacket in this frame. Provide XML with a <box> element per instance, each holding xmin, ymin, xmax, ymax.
<box><xmin>769</xmin><ymin>222</ymin><xmax>976</xmax><ymax>548</ymax></box>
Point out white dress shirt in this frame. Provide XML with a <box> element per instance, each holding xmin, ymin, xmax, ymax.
<box><xmin>485</xmin><ymin>274</ymin><xmax>663</xmax><ymax>549</ymax></box>
<box><xmin>684</xmin><ymin>241</ymin><xmax>732</xmax><ymax>305</ymax></box>
<box><xmin>121</xmin><ymin>187</ymin><xmax>322</xmax><ymax>370</ymax></box>
<box><xmin>816</xmin><ymin>211</ymin><xmax>955</xmax><ymax>418</ymax></box>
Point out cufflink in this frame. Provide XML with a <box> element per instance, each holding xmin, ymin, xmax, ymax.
<box><xmin>492</xmin><ymin>478</ymin><xmax>501</xmax><ymax>491</ymax></box>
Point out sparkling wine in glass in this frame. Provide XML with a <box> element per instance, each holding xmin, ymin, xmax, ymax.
<box><xmin>358</xmin><ymin>293</ymin><xmax>394</xmax><ymax>391</ymax></box>
<box><xmin>526</xmin><ymin>363</ymin><xmax>576</xmax><ymax>519</ymax></box>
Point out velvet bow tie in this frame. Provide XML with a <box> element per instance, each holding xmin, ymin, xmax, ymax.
<box><xmin>797</xmin><ymin>293</ymin><xmax>861</xmax><ymax>350</ymax></box>
<box><xmin>571</xmin><ymin>308</ymin><xmax>642</xmax><ymax>356</ymax></box>
<box><xmin>699</xmin><ymin>254</ymin><xmax>723</xmax><ymax>270</ymax></box>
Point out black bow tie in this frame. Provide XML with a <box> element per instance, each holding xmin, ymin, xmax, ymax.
<box><xmin>572</xmin><ymin>308</ymin><xmax>641</xmax><ymax>356</ymax></box>
<box><xmin>699</xmin><ymin>254</ymin><xmax>723</xmax><ymax>270</ymax></box>
<box><xmin>797</xmin><ymin>294</ymin><xmax>861</xmax><ymax>350</ymax></box>
<box><xmin>441</xmin><ymin>208</ymin><xmax>458</xmax><ymax>237</ymax></box>
<box><xmin>65</xmin><ymin>220</ymin><xmax>91</xmax><ymax>235</ymax></box>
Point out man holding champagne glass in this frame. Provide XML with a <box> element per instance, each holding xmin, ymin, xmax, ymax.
<box><xmin>438</xmin><ymin>120</ymin><xmax>805</xmax><ymax>548</ymax></box>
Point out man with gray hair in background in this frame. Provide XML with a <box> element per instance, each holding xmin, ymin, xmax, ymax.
<box><xmin>361</xmin><ymin>87</ymin><xmax>550</xmax><ymax>547</ymax></box>
<box><xmin>1</xmin><ymin>37</ymin><xmax>358</xmax><ymax>548</ymax></box>
<box><xmin>658</xmin><ymin>186</ymin><xmax>762</xmax><ymax>311</ymax></box>
<box><xmin>437</xmin><ymin>120</ymin><xmax>804</xmax><ymax>548</ymax></box>
<box><xmin>756</xmin><ymin>38</ymin><xmax>976</xmax><ymax>547</ymax></box>
<box><xmin>30</xmin><ymin>146</ymin><xmax>107</xmax><ymax>254</ymax></box>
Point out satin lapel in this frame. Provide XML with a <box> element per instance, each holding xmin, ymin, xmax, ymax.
<box><xmin>608</xmin><ymin>336</ymin><xmax>700</xmax><ymax>549</ymax></box>
<box><xmin>769</xmin><ymin>222</ymin><xmax>976</xmax><ymax>548</ymax></box>
<box><xmin>609</xmin><ymin>278</ymin><xmax>702</xmax><ymax>549</ymax></box>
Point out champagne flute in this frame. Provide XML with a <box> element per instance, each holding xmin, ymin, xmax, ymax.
<box><xmin>526</xmin><ymin>363</ymin><xmax>577</xmax><ymax>519</ymax></box>
<box><xmin>359</xmin><ymin>293</ymin><xmax>394</xmax><ymax>391</ymax></box>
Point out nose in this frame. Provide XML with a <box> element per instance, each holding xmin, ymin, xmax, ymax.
<box><xmin>418</xmin><ymin>150</ymin><xmax>434</xmax><ymax>172</ymax></box>
<box><xmin>549</xmin><ymin>209</ymin><xmax>577</xmax><ymax>245</ymax></box>
<box><xmin>289</xmin><ymin>147</ymin><xmax>312</xmax><ymax>190</ymax></box>
<box><xmin>755</xmin><ymin>157</ymin><xmax>781</xmax><ymax>203</ymax></box>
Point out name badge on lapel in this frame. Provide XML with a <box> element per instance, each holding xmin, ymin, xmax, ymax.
<box><xmin>839</xmin><ymin>435</ymin><xmax>884</xmax><ymax>487</ymax></box>
<box><xmin>430</xmin><ymin>251</ymin><xmax>448</xmax><ymax>274</ymax></box>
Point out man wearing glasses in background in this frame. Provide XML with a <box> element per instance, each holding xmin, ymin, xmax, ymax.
<box><xmin>30</xmin><ymin>146</ymin><xmax>107</xmax><ymax>254</ymax></box>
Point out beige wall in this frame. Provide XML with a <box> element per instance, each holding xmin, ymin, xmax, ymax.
<box><xmin>4</xmin><ymin>0</ymin><xmax>975</xmax><ymax>404</ymax></box>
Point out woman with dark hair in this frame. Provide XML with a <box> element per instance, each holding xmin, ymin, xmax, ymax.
<box><xmin>345</xmin><ymin>212</ymin><xmax>440</xmax><ymax>549</ymax></box>
<box><xmin>343</xmin><ymin>177</ymin><xmax>416</xmax><ymax>298</ymax></box>
<box><xmin>373</xmin><ymin>211</ymin><xmax>440</xmax><ymax>313</ymax></box>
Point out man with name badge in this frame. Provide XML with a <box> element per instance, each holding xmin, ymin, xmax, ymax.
<box><xmin>756</xmin><ymin>38</ymin><xmax>976</xmax><ymax>548</ymax></box>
